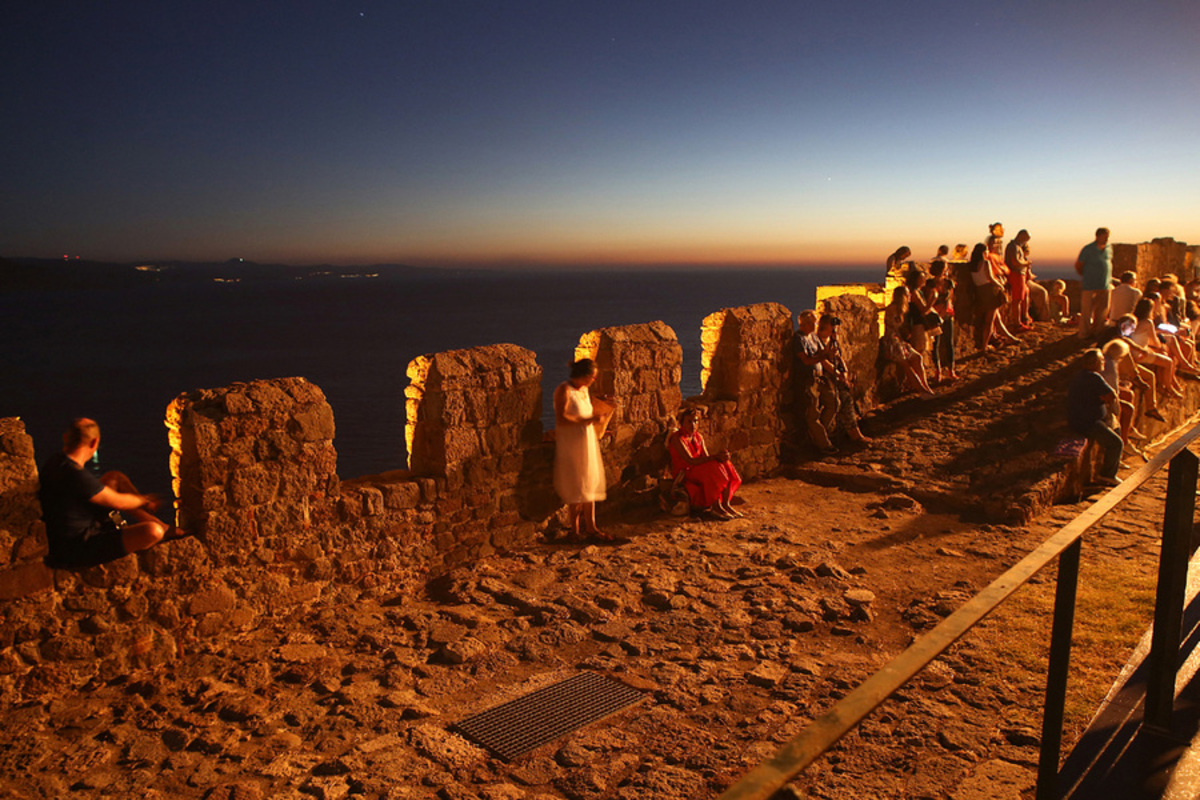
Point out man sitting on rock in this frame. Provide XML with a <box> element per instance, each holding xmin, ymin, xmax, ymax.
<box><xmin>1067</xmin><ymin>350</ymin><xmax>1122</xmax><ymax>488</ymax></box>
<box><xmin>39</xmin><ymin>418</ymin><xmax>176</xmax><ymax>568</ymax></box>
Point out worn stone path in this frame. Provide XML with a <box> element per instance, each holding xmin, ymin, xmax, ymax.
<box><xmin>0</xmin><ymin>320</ymin><xmax>1195</xmax><ymax>800</ymax></box>
<box><xmin>808</xmin><ymin>323</ymin><xmax>1196</xmax><ymax>522</ymax></box>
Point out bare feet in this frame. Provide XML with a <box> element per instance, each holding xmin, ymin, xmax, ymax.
<box><xmin>719</xmin><ymin>504</ymin><xmax>744</xmax><ymax>518</ymax></box>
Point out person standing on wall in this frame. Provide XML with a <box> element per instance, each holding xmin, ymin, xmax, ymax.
<box><xmin>1076</xmin><ymin>227</ymin><xmax>1113</xmax><ymax>341</ymax></box>
<box><xmin>1004</xmin><ymin>229</ymin><xmax>1035</xmax><ymax>329</ymax></box>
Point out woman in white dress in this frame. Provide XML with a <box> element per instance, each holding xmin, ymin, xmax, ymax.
<box><xmin>553</xmin><ymin>359</ymin><xmax>616</xmax><ymax>541</ymax></box>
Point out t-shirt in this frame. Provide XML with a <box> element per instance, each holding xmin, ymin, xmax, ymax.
<box><xmin>38</xmin><ymin>452</ymin><xmax>108</xmax><ymax>542</ymax></box>
<box><xmin>1067</xmin><ymin>370</ymin><xmax>1115</xmax><ymax>434</ymax></box>
<box><xmin>1077</xmin><ymin>242</ymin><xmax>1113</xmax><ymax>292</ymax></box>
<box><xmin>792</xmin><ymin>331</ymin><xmax>824</xmax><ymax>380</ymax></box>
<box><xmin>1005</xmin><ymin>240</ymin><xmax>1030</xmax><ymax>273</ymax></box>
<box><xmin>1108</xmin><ymin>283</ymin><xmax>1142</xmax><ymax>321</ymax></box>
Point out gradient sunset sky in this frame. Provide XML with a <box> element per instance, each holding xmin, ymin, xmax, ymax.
<box><xmin>3</xmin><ymin>1</ymin><xmax>1198</xmax><ymax>268</ymax></box>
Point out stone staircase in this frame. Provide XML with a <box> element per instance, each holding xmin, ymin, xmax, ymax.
<box><xmin>793</xmin><ymin>323</ymin><xmax>1200</xmax><ymax>523</ymax></box>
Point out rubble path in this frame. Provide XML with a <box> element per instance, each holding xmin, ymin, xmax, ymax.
<box><xmin>814</xmin><ymin>322</ymin><xmax>1123</xmax><ymax>522</ymax></box>
<box><xmin>0</xmin><ymin>321</ymin><xmax>1189</xmax><ymax>800</ymax></box>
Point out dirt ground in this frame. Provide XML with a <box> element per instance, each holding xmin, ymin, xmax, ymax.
<box><xmin>0</xmin><ymin>324</ymin><xmax>1192</xmax><ymax>800</ymax></box>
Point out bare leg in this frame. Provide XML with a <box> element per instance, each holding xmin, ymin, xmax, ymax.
<box><xmin>581</xmin><ymin>502</ymin><xmax>607</xmax><ymax>537</ymax></box>
<box><xmin>906</xmin><ymin>356</ymin><xmax>934</xmax><ymax>395</ymax></box>
<box><xmin>567</xmin><ymin>503</ymin><xmax>583</xmax><ymax>538</ymax></box>
<box><xmin>994</xmin><ymin>314</ymin><xmax>1020</xmax><ymax>343</ymax></box>
<box><xmin>100</xmin><ymin>471</ymin><xmax>169</xmax><ymax>553</ymax></box>
<box><xmin>1136</xmin><ymin>363</ymin><xmax>1159</xmax><ymax>409</ymax></box>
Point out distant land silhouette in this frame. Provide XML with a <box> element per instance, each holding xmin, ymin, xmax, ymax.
<box><xmin>0</xmin><ymin>256</ymin><xmax>452</xmax><ymax>292</ymax></box>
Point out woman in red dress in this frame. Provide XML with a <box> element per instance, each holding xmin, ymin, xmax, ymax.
<box><xmin>668</xmin><ymin>408</ymin><xmax>742</xmax><ymax>520</ymax></box>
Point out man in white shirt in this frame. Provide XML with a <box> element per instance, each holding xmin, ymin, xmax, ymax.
<box><xmin>1108</xmin><ymin>271</ymin><xmax>1142</xmax><ymax>322</ymax></box>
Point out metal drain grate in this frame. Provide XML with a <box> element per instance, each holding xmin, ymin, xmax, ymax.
<box><xmin>452</xmin><ymin>671</ymin><xmax>645</xmax><ymax>761</ymax></box>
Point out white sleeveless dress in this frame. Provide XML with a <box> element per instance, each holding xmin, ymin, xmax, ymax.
<box><xmin>554</xmin><ymin>382</ymin><xmax>607</xmax><ymax>503</ymax></box>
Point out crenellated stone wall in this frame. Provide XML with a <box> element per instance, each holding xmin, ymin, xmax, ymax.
<box><xmin>2</xmin><ymin>236</ymin><xmax>1193</xmax><ymax>703</ymax></box>
<box><xmin>1113</xmin><ymin>237</ymin><xmax>1198</xmax><ymax>282</ymax></box>
<box><xmin>575</xmin><ymin>321</ymin><xmax>682</xmax><ymax>499</ymax></box>
<box><xmin>165</xmin><ymin>377</ymin><xmax>339</xmax><ymax>566</ymax></box>
<box><xmin>698</xmin><ymin>303</ymin><xmax>793</xmax><ymax>480</ymax></box>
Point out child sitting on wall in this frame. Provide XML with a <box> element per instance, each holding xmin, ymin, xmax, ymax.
<box><xmin>1049</xmin><ymin>280</ymin><xmax>1070</xmax><ymax>322</ymax></box>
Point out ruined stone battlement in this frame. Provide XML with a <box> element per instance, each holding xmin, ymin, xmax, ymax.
<box><xmin>0</xmin><ymin>238</ymin><xmax>1193</xmax><ymax>703</ymax></box>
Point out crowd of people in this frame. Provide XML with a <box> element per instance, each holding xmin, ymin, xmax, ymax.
<box><xmin>797</xmin><ymin>223</ymin><xmax>1200</xmax><ymax>490</ymax></box>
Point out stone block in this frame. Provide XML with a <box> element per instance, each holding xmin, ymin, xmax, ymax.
<box><xmin>190</xmin><ymin>583</ymin><xmax>237</xmax><ymax>615</ymax></box>
<box><xmin>287</xmin><ymin>403</ymin><xmax>335</xmax><ymax>443</ymax></box>
<box><xmin>229</xmin><ymin>465</ymin><xmax>279</xmax><ymax>507</ymax></box>
<box><xmin>0</xmin><ymin>561</ymin><xmax>54</xmax><ymax>601</ymax></box>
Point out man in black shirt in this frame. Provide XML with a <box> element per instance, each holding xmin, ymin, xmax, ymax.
<box><xmin>39</xmin><ymin>418</ymin><xmax>171</xmax><ymax>568</ymax></box>
<box><xmin>1067</xmin><ymin>350</ymin><xmax>1122</xmax><ymax>487</ymax></box>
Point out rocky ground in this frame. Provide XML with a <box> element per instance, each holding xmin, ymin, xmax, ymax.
<box><xmin>0</xmin><ymin>322</ymin><xmax>1193</xmax><ymax>800</ymax></box>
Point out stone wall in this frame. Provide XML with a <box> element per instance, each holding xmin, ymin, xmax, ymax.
<box><xmin>0</xmin><ymin>417</ymin><xmax>233</xmax><ymax>704</ymax></box>
<box><xmin>699</xmin><ymin>303</ymin><xmax>793</xmax><ymax>479</ymax></box>
<box><xmin>576</xmin><ymin>321</ymin><xmax>683</xmax><ymax>502</ymax></box>
<box><xmin>817</xmin><ymin>293</ymin><xmax>883</xmax><ymax>409</ymax></box>
<box><xmin>1113</xmin><ymin>237</ymin><xmax>1198</xmax><ymax>282</ymax></box>
<box><xmin>165</xmin><ymin>377</ymin><xmax>339</xmax><ymax>566</ymax></box>
<box><xmin>0</xmin><ymin>419</ymin><xmax>50</xmax><ymax>600</ymax></box>
<box><xmin>6</xmin><ymin>240</ymin><xmax>1194</xmax><ymax>703</ymax></box>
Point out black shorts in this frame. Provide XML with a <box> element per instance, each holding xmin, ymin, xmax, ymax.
<box><xmin>48</xmin><ymin>520</ymin><xmax>127</xmax><ymax>569</ymax></box>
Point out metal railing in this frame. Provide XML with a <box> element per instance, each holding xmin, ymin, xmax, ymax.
<box><xmin>721</xmin><ymin>420</ymin><xmax>1200</xmax><ymax>800</ymax></box>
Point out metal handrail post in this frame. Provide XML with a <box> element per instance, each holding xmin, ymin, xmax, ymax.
<box><xmin>1146</xmin><ymin>449</ymin><xmax>1199</xmax><ymax>730</ymax></box>
<box><xmin>1036</xmin><ymin>537</ymin><xmax>1082</xmax><ymax>800</ymax></box>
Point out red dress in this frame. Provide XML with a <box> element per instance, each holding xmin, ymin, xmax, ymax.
<box><xmin>669</xmin><ymin>431</ymin><xmax>742</xmax><ymax>509</ymax></box>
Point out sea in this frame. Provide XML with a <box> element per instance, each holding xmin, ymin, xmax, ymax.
<box><xmin>3</xmin><ymin>265</ymin><xmax>885</xmax><ymax>496</ymax></box>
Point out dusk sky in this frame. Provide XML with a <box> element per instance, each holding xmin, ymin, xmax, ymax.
<box><xmin>4</xmin><ymin>1</ymin><xmax>1198</xmax><ymax>268</ymax></box>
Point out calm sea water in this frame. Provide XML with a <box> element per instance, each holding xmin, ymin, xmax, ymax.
<box><xmin>3</xmin><ymin>266</ymin><xmax>882</xmax><ymax>495</ymax></box>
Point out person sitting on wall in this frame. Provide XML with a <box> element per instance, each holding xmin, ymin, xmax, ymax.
<box><xmin>1048</xmin><ymin>280</ymin><xmax>1070</xmax><ymax>322</ymax></box>
<box><xmin>925</xmin><ymin>261</ymin><xmax>958</xmax><ymax>381</ymax></box>
<box><xmin>38</xmin><ymin>417</ymin><xmax>178</xmax><ymax>569</ymax></box>
<box><xmin>883</xmin><ymin>286</ymin><xmax>936</xmax><ymax>398</ymax></box>
<box><xmin>1132</xmin><ymin>296</ymin><xmax>1189</xmax><ymax>392</ymax></box>
<box><xmin>952</xmin><ymin>244</ymin><xmax>970</xmax><ymax>261</ymax></box>
<box><xmin>667</xmin><ymin>407</ymin><xmax>743</xmax><ymax>521</ymax></box>
<box><xmin>1097</xmin><ymin>313</ymin><xmax>1166</xmax><ymax>419</ymax></box>
<box><xmin>969</xmin><ymin>242</ymin><xmax>1018</xmax><ymax>351</ymax></box>
<box><xmin>793</xmin><ymin>309</ymin><xmax>838</xmax><ymax>454</ymax></box>
<box><xmin>1067</xmin><ymin>349</ymin><xmax>1122</xmax><ymax>488</ymax></box>
<box><xmin>816</xmin><ymin>314</ymin><xmax>872</xmax><ymax>443</ymax></box>
<box><xmin>1108</xmin><ymin>271</ymin><xmax>1142</xmax><ymax>322</ymax></box>
<box><xmin>885</xmin><ymin>246</ymin><xmax>912</xmax><ymax>278</ymax></box>
<box><xmin>1157</xmin><ymin>277</ymin><xmax>1200</xmax><ymax>363</ymax></box>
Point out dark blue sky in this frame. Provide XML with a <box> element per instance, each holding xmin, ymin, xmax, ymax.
<box><xmin>4</xmin><ymin>1</ymin><xmax>1198</xmax><ymax>265</ymax></box>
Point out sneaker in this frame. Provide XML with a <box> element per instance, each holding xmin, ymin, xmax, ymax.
<box><xmin>1146</xmin><ymin>408</ymin><xmax>1166</xmax><ymax>422</ymax></box>
<box><xmin>1093</xmin><ymin>476</ymin><xmax>1121</xmax><ymax>488</ymax></box>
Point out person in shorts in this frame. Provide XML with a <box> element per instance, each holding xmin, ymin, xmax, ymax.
<box><xmin>39</xmin><ymin>418</ymin><xmax>174</xmax><ymax>568</ymax></box>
